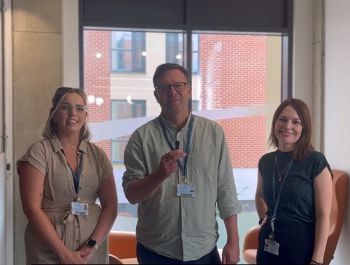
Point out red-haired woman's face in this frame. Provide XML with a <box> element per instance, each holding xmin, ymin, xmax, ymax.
<box><xmin>274</xmin><ymin>105</ymin><xmax>303</xmax><ymax>152</ymax></box>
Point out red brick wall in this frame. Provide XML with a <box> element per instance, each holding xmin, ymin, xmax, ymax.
<box><xmin>200</xmin><ymin>35</ymin><xmax>267</xmax><ymax>167</ymax></box>
<box><xmin>83</xmin><ymin>31</ymin><xmax>111</xmax><ymax>156</ymax></box>
<box><xmin>84</xmin><ymin>32</ymin><xmax>268</xmax><ymax>167</ymax></box>
<box><xmin>218</xmin><ymin>116</ymin><xmax>266</xmax><ymax>168</ymax></box>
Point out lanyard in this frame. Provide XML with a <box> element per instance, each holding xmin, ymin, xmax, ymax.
<box><xmin>68</xmin><ymin>153</ymin><xmax>84</xmax><ymax>194</ymax></box>
<box><xmin>158</xmin><ymin>116</ymin><xmax>193</xmax><ymax>178</ymax></box>
<box><xmin>270</xmin><ymin>152</ymin><xmax>294</xmax><ymax>235</ymax></box>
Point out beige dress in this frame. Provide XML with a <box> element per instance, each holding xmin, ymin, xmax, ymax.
<box><xmin>17</xmin><ymin>136</ymin><xmax>113</xmax><ymax>264</ymax></box>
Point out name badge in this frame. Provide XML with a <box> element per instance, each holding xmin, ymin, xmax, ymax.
<box><xmin>177</xmin><ymin>183</ymin><xmax>196</xmax><ymax>197</ymax></box>
<box><xmin>264</xmin><ymin>238</ymin><xmax>279</xmax><ymax>255</ymax></box>
<box><xmin>71</xmin><ymin>201</ymin><xmax>88</xmax><ymax>216</ymax></box>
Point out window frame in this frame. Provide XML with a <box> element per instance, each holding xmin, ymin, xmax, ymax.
<box><xmin>166</xmin><ymin>33</ymin><xmax>199</xmax><ymax>74</ymax></box>
<box><xmin>79</xmin><ymin>0</ymin><xmax>294</xmax><ymax>97</ymax></box>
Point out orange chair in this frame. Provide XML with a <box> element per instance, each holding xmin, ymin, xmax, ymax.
<box><xmin>108</xmin><ymin>231</ymin><xmax>138</xmax><ymax>264</ymax></box>
<box><xmin>242</xmin><ymin>225</ymin><xmax>260</xmax><ymax>264</ymax></box>
<box><xmin>242</xmin><ymin>169</ymin><xmax>348</xmax><ymax>265</ymax></box>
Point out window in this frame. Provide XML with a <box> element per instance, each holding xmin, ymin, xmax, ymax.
<box><xmin>166</xmin><ymin>33</ymin><xmax>199</xmax><ymax>74</ymax></box>
<box><xmin>84</xmin><ymin>29</ymin><xmax>283</xmax><ymax>259</ymax></box>
<box><xmin>81</xmin><ymin>1</ymin><xmax>292</xmax><ymax>260</ymax></box>
<box><xmin>111</xmin><ymin>31</ymin><xmax>146</xmax><ymax>72</ymax></box>
<box><xmin>191</xmin><ymin>100</ymin><xmax>200</xmax><ymax>111</ymax></box>
<box><xmin>111</xmin><ymin>100</ymin><xmax>146</xmax><ymax>163</ymax></box>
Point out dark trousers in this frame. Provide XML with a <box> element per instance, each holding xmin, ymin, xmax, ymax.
<box><xmin>137</xmin><ymin>242</ymin><xmax>221</xmax><ymax>264</ymax></box>
<box><xmin>256</xmin><ymin>220</ymin><xmax>315</xmax><ymax>264</ymax></box>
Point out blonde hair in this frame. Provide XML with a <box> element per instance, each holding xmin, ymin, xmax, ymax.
<box><xmin>42</xmin><ymin>87</ymin><xmax>91</xmax><ymax>140</ymax></box>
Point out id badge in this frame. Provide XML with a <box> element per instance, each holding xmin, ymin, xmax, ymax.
<box><xmin>71</xmin><ymin>201</ymin><xmax>88</xmax><ymax>216</ymax></box>
<box><xmin>177</xmin><ymin>183</ymin><xmax>196</xmax><ymax>197</ymax></box>
<box><xmin>264</xmin><ymin>238</ymin><xmax>279</xmax><ymax>255</ymax></box>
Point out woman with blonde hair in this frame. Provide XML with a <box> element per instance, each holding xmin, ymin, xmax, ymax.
<box><xmin>18</xmin><ymin>87</ymin><xmax>117</xmax><ymax>264</ymax></box>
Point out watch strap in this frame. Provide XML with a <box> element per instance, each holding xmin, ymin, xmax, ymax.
<box><xmin>87</xmin><ymin>238</ymin><xmax>98</xmax><ymax>250</ymax></box>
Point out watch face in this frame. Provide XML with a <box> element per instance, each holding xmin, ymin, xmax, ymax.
<box><xmin>88</xmin><ymin>239</ymin><xmax>97</xmax><ymax>247</ymax></box>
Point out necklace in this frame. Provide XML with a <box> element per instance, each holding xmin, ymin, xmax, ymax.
<box><xmin>275</xmin><ymin>156</ymin><xmax>291</xmax><ymax>181</ymax></box>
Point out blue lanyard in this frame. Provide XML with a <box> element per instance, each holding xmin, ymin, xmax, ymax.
<box><xmin>68</xmin><ymin>153</ymin><xmax>83</xmax><ymax>193</ymax></box>
<box><xmin>270</xmin><ymin>152</ymin><xmax>294</xmax><ymax>234</ymax></box>
<box><xmin>158</xmin><ymin>116</ymin><xmax>193</xmax><ymax>177</ymax></box>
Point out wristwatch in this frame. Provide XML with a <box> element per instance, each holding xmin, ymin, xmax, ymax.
<box><xmin>87</xmin><ymin>238</ymin><xmax>98</xmax><ymax>250</ymax></box>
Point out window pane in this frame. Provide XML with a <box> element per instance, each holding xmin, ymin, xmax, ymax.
<box><xmin>192</xmin><ymin>32</ymin><xmax>282</xmax><ymax>217</ymax></box>
<box><xmin>166</xmin><ymin>32</ymin><xmax>183</xmax><ymax>65</ymax></box>
<box><xmin>112</xmin><ymin>137</ymin><xmax>128</xmax><ymax>163</ymax></box>
<box><xmin>111</xmin><ymin>100</ymin><xmax>146</xmax><ymax>162</ymax></box>
<box><xmin>165</xmin><ymin>33</ymin><xmax>199</xmax><ymax>74</ymax></box>
<box><xmin>111</xmin><ymin>31</ymin><xmax>145</xmax><ymax>72</ymax></box>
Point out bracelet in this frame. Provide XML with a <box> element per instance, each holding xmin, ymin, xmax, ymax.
<box><xmin>258</xmin><ymin>218</ymin><xmax>264</xmax><ymax>225</ymax></box>
<box><xmin>310</xmin><ymin>260</ymin><xmax>322</xmax><ymax>265</ymax></box>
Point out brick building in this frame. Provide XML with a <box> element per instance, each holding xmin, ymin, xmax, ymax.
<box><xmin>84</xmin><ymin>31</ymin><xmax>274</xmax><ymax>169</ymax></box>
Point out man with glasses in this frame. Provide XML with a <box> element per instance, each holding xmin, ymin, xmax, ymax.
<box><xmin>123</xmin><ymin>63</ymin><xmax>241</xmax><ymax>264</ymax></box>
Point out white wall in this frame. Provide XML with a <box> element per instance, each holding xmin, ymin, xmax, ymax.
<box><xmin>324</xmin><ymin>0</ymin><xmax>350</xmax><ymax>264</ymax></box>
<box><xmin>3</xmin><ymin>0</ymin><xmax>13</xmax><ymax>264</ymax></box>
<box><xmin>62</xmin><ymin>0</ymin><xmax>79</xmax><ymax>87</ymax></box>
<box><xmin>294</xmin><ymin>0</ymin><xmax>350</xmax><ymax>264</ymax></box>
<box><xmin>293</xmin><ymin>0</ymin><xmax>314</xmax><ymax>107</ymax></box>
<box><xmin>0</xmin><ymin>153</ymin><xmax>6</xmax><ymax>265</ymax></box>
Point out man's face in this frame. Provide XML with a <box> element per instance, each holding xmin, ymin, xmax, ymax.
<box><xmin>154</xmin><ymin>69</ymin><xmax>192</xmax><ymax>115</ymax></box>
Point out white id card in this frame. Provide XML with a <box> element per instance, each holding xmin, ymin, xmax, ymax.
<box><xmin>71</xmin><ymin>201</ymin><xmax>88</xmax><ymax>216</ymax></box>
<box><xmin>177</xmin><ymin>183</ymin><xmax>196</xmax><ymax>197</ymax></box>
<box><xmin>264</xmin><ymin>238</ymin><xmax>279</xmax><ymax>255</ymax></box>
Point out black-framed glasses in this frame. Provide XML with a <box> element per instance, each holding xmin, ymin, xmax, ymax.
<box><xmin>156</xmin><ymin>82</ymin><xmax>188</xmax><ymax>93</ymax></box>
<box><xmin>58</xmin><ymin>103</ymin><xmax>87</xmax><ymax>113</ymax></box>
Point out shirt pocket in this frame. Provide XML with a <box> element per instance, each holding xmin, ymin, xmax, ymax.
<box><xmin>189</xmin><ymin>146</ymin><xmax>217</xmax><ymax>182</ymax></box>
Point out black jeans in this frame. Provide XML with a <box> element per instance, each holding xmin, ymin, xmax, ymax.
<box><xmin>256</xmin><ymin>220</ymin><xmax>315</xmax><ymax>264</ymax></box>
<box><xmin>137</xmin><ymin>242</ymin><xmax>221</xmax><ymax>264</ymax></box>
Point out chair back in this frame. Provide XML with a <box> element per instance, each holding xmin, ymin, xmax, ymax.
<box><xmin>324</xmin><ymin>170</ymin><xmax>348</xmax><ymax>265</ymax></box>
<box><xmin>242</xmin><ymin>226</ymin><xmax>260</xmax><ymax>263</ymax></box>
<box><xmin>108</xmin><ymin>230</ymin><xmax>137</xmax><ymax>260</ymax></box>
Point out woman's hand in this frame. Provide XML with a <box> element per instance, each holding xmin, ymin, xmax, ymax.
<box><xmin>78</xmin><ymin>245</ymin><xmax>96</xmax><ymax>263</ymax></box>
<box><xmin>59</xmin><ymin>249</ymin><xmax>86</xmax><ymax>264</ymax></box>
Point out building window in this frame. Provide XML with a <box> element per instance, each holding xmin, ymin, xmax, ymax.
<box><xmin>111</xmin><ymin>100</ymin><xmax>146</xmax><ymax>162</ymax></box>
<box><xmin>111</xmin><ymin>31</ymin><xmax>146</xmax><ymax>72</ymax></box>
<box><xmin>192</xmin><ymin>100</ymin><xmax>200</xmax><ymax>111</ymax></box>
<box><xmin>166</xmin><ymin>33</ymin><xmax>199</xmax><ymax>74</ymax></box>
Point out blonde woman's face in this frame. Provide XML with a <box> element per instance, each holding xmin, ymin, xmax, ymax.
<box><xmin>53</xmin><ymin>92</ymin><xmax>87</xmax><ymax>136</ymax></box>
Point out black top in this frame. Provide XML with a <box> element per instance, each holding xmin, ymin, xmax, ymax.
<box><xmin>258</xmin><ymin>150</ymin><xmax>331</xmax><ymax>224</ymax></box>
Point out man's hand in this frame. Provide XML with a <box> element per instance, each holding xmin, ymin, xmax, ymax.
<box><xmin>157</xmin><ymin>150</ymin><xmax>186</xmax><ymax>178</ymax></box>
<box><xmin>221</xmin><ymin>242</ymin><xmax>240</xmax><ymax>264</ymax></box>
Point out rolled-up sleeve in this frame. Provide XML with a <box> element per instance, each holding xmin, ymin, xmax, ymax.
<box><xmin>216</xmin><ymin>126</ymin><xmax>241</xmax><ymax>219</ymax></box>
<box><xmin>17</xmin><ymin>141</ymin><xmax>47</xmax><ymax>176</ymax></box>
<box><xmin>122</xmin><ymin>130</ymin><xmax>146</xmax><ymax>188</ymax></box>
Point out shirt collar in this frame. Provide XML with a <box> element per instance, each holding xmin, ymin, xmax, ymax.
<box><xmin>50</xmin><ymin>135</ymin><xmax>88</xmax><ymax>154</ymax></box>
<box><xmin>159</xmin><ymin>112</ymin><xmax>192</xmax><ymax>131</ymax></box>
